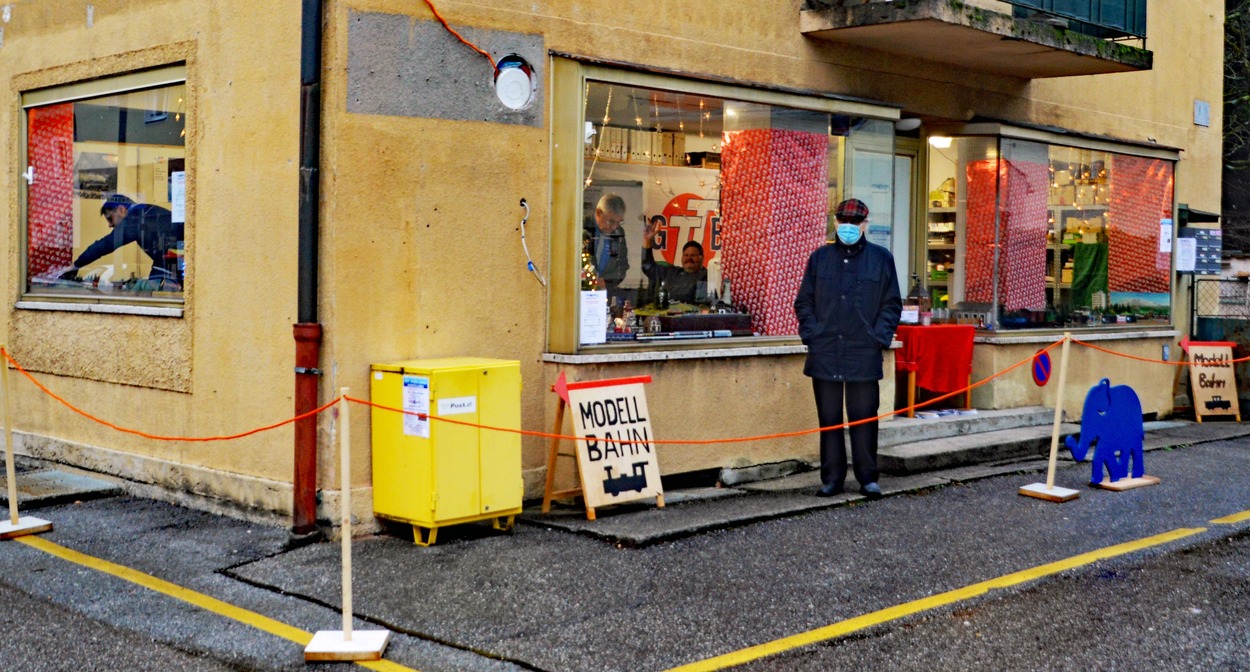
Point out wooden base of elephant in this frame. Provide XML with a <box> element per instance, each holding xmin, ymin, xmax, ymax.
<box><xmin>1097</xmin><ymin>475</ymin><xmax>1160</xmax><ymax>491</ymax></box>
<box><xmin>1018</xmin><ymin>482</ymin><xmax>1080</xmax><ymax>502</ymax></box>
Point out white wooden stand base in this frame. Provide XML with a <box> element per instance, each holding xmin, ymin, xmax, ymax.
<box><xmin>1018</xmin><ymin>483</ymin><xmax>1080</xmax><ymax>502</ymax></box>
<box><xmin>0</xmin><ymin>516</ymin><xmax>52</xmax><ymax>540</ymax></box>
<box><xmin>1097</xmin><ymin>475</ymin><xmax>1160</xmax><ymax>491</ymax></box>
<box><xmin>304</xmin><ymin>629</ymin><xmax>390</xmax><ymax>662</ymax></box>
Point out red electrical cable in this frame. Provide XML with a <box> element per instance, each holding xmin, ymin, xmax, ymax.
<box><xmin>422</xmin><ymin>0</ymin><xmax>495</xmax><ymax>68</ymax></box>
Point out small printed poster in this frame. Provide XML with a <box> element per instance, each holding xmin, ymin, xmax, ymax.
<box><xmin>401</xmin><ymin>375</ymin><xmax>430</xmax><ymax>437</ymax></box>
<box><xmin>171</xmin><ymin>171</ymin><xmax>187</xmax><ymax>223</ymax></box>
<box><xmin>1176</xmin><ymin>238</ymin><xmax>1196</xmax><ymax>273</ymax></box>
<box><xmin>580</xmin><ymin>290</ymin><xmax>607</xmax><ymax>345</ymax></box>
<box><xmin>1159</xmin><ymin>218</ymin><xmax>1173</xmax><ymax>253</ymax></box>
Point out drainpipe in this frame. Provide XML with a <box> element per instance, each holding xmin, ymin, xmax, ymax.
<box><xmin>293</xmin><ymin>0</ymin><xmax>323</xmax><ymax>535</ymax></box>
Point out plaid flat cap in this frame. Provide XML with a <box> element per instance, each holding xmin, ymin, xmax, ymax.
<box><xmin>835</xmin><ymin>198</ymin><xmax>869</xmax><ymax>223</ymax></box>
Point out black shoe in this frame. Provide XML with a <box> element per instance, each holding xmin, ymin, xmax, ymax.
<box><xmin>860</xmin><ymin>482</ymin><xmax>883</xmax><ymax>500</ymax></box>
<box><xmin>814</xmin><ymin>484</ymin><xmax>844</xmax><ymax>497</ymax></box>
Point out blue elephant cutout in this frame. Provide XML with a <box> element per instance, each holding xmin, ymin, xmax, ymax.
<box><xmin>1064</xmin><ymin>378</ymin><xmax>1145</xmax><ymax>485</ymax></box>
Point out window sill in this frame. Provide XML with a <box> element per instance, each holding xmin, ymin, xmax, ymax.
<box><xmin>16</xmin><ymin>300</ymin><xmax>184</xmax><ymax>318</ymax></box>
<box><xmin>543</xmin><ymin>339</ymin><xmax>902</xmax><ymax>365</ymax></box>
<box><xmin>544</xmin><ymin>344</ymin><xmax>805</xmax><ymax>365</ymax></box>
<box><xmin>974</xmin><ymin>327</ymin><xmax>1177</xmax><ymax>346</ymax></box>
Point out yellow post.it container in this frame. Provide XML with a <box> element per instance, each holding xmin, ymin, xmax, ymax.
<box><xmin>370</xmin><ymin>358</ymin><xmax>522</xmax><ymax>545</ymax></box>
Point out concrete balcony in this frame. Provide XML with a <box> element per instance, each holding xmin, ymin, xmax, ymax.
<box><xmin>801</xmin><ymin>0</ymin><xmax>1152</xmax><ymax>79</ymax></box>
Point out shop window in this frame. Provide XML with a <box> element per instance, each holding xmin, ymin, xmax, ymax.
<box><xmin>924</xmin><ymin>134</ymin><xmax>1173</xmax><ymax>329</ymax></box>
<box><xmin>572</xmin><ymin>75</ymin><xmax>896</xmax><ymax>348</ymax></box>
<box><xmin>21</xmin><ymin>66</ymin><xmax>187</xmax><ymax>304</ymax></box>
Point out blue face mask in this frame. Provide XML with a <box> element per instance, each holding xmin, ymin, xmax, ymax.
<box><xmin>836</xmin><ymin>223</ymin><xmax>862</xmax><ymax>245</ymax></box>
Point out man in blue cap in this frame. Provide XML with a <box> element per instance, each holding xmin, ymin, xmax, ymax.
<box><xmin>795</xmin><ymin>198</ymin><xmax>902</xmax><ymax>500</ymax></box>
<box><xmin>58</xmin><ymin>194</ymin><xmax>184</xmax><ymax>289</ymax></box>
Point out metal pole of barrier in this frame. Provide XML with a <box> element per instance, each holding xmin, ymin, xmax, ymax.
<box><xmin>304</xmin><ymin>389</ymin><xmax>389</xmax><ymax>661</ymax></box>
<box><xmin>1019</xmin><ymin>333</ymin><xmax>1079</xmax><ymax>502</ymax></box>
<box><xmin>0</xmin><ymin>345</ymin><xmax>52</xmax><ymax>539</ymax></box>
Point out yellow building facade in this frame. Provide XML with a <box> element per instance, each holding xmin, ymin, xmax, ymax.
<box><xmin>0</xmin><ymin>1</ymin><xmax>1225</xmax><ymax>529</ymax></box>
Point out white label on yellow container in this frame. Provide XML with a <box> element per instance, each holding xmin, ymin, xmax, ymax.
<box><xmin>437</xmin><ymin>396</ymin><xmax>477</xmax><ymax>415</ymax></box>
<box><xmin>402</xmin><ymin>375</ymin><xmax>430</xmax><ymax>438</ymax></box>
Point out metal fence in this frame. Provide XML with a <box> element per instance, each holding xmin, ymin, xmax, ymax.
<box><xmin>1194</xmin><ymin>278</ymin><xmax>1250</xmax><ymax>320</ymax></box>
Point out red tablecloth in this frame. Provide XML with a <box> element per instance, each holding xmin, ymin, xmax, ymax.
<box><xmin>894</xmin><ymin>324</ymin><xmax>975</xmax><ymax>394</ymax></box>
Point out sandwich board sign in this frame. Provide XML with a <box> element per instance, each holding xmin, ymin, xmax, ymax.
<box><xmin>542</xmin><ymin>373</ymin><xmax>664</xmax><ymax>519</ymax></box>
<box><xmin>1186</xmin><ymin>340</ymin><xmax>1241</xmax><ymax>422</ymax></box>
<box><xmin>567</xmin><ymin>377</ymin><xmax>664</xmax><ymax>511</ymax></box>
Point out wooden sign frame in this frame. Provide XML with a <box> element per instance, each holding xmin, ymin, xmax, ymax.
<box><xmin>542</xmin><ymin>375</ymin><xmax>665</xmax><ymax>521</ymax></box>
<box><xmin>1186</xmin><ymin>341</ymin><xmax>1241</xmax><ymax>422</ymax></box>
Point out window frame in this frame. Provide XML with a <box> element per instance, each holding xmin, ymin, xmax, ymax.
<box><xmin>549</xmin><ymin>57</ymin><xmax>900</xmax><ymax>354</ymax></box>
<box><xmin>19</xmin><ymin>64</ymin><xmax>189</xmax><ymax>311</ymax></box>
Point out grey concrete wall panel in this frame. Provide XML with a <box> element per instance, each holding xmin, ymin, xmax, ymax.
<box><xmin>347</xmin><ymin>11</ymin><xmax>544</xmax><ymax>127</ymax></box>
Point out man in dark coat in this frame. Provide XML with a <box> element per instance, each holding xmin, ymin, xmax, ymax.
<box><xmin>59</xmin><ymin>194</ymin><xmax>184</xmax><ymax>288</ymax></box>
<box><xmin>794</xmin><ymin>198</ymin><xmax>902</xmax><ymax>499</ymax></box>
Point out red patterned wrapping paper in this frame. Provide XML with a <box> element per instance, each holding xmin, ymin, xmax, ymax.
<box><xmin>26</xmin><ymin>103</ymin><xmax>75</xmax><ymax>279</ymax></box>
<box><xmin>720</xmin><ymin>129</ymin><xmax>828</xmax><ymax>335</ymax></box>
<box><xmin>1108</xmin><ymin>155</ymin><xmax>1173</xmax><ymax>293</ymax></box>
<box><xmin>964</xmin><ymin>159</ymin><xmax>1048</xmax><ymax>311</ymax></box>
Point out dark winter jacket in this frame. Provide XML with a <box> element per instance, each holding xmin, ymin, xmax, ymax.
<box><xmin>794</xmin><ymin>238</ymin><xmax>902</xmax><ymax>382</ymax></box>
<box><xmin>74</xmin><ymin>204</ymin><xmax>184</xmax><ymax>282</ymax></box>
<box><xmin>582</xmin><ymin>217</ymin><xmax>629</xmax><ymax>287</ymax></box>
<box><xmin>641</xmin><ymin>247</ymin><xmax>707</xmax><ymax>304</ymax></box>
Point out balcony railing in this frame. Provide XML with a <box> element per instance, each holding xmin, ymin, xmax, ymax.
<box><xmin>1007</xmin><ymin>0</ymin><xmax>1146</xmax><ymax>41</ymax></box>
<box><xmin>800</xmin><ymin>0</ymin><xmax>1152</xmax><ymax>79</ymax></box>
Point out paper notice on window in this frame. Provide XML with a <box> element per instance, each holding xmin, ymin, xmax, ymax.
<box><xmin>1176</xmin><ymin>237</ymin><xmax>1197</xmax><ymax>272</ymax></box>
<box><xmin>1159</xmin><ymin>218</ymin><xmax>1173</xmax><ymax>253</ymax></box>
<box><xmin>402</xmin><ymin>375</ymin><xmax>430</xmax><ymax>438</ymax></box>
<box><xmin>580</xmin><ymin>290</ymin><xmax>607</xmax><ymax>345</ymax></box>
<box><xmin>171</xmin><ymin>171</ymin><xmax>186</xmax><ymax>223</ymax></box>
<box><xmin>154</xmin><ymin>158</ymin><xmax>169</xmax><ymax>200</ymax></box>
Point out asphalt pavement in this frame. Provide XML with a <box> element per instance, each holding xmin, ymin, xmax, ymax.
<box><xmin>2</xmin><ymin>419</ymin><xmax>1249</xmax><ymax>671</ymax></box>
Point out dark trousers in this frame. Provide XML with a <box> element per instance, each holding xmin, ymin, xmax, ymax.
<box><xmin>812</xmin><ymin>378</ymin><xmax>880</xmax><ymax>488</ymax></box>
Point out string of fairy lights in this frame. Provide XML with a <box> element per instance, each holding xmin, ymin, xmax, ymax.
<box><xmin>582</xmin><ymin>83</ymin><xmax>721</xmax><ymax>201</ymax></box>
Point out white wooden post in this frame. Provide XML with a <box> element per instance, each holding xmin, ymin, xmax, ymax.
<box><xmin>304</xmin><ymin>387</ymin><xmax>389</xmax><ymax>661</ymax></box>
<box><xmin>0</xmin><ymin>345</ymin><xmax>52</xmax><ymax>540</ymax></box>
<box><xmin>1019</xmin><ymin>333</ymin><xmax>1080</xmax><ymax>502</ymax></box>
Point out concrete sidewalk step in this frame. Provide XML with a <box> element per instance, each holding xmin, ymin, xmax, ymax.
<box><xmin>0</xmin><ymin>469</ymin><xmax>122</xmax><ymax>508</ymax></box>
<box><xmin>879</xmin><ymin>406</ymin><xmax>1055</xmax><ymax>447</ymax></box>
<box><xmin>879</xmin><ymin>422</ymin><xmax>1080</xmax><ymax>475</ymax></box>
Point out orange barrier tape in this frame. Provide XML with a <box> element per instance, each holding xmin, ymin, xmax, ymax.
<box><xmin>1</xmin><ymin>348</ymin><xmax>339</xmax><ymax>442</ymax></box>
<box><xmin>423</xmin><ymin>0</ymin><xmax>496</xmax><ymax>68</ymax></box>
<box><xmin>1071</xmin><ymin>338</ymin><xmax>1250</xmax><ymax>366</ymax></box>
<box><xmin>347</xmin><ymin>339</ymin><xmax>1064</xmax><ymax>446</ymax></box>
<box><xmin>1</xmin><ymin>338</ymin><xmax>1060</xmax><ymax>447</ymax></box>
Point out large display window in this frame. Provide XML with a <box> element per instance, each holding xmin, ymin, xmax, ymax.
<box><xmin>923</xmin><ymin>130</ymin><xmax>1175</xmax><ymax>330</ymax></box>
<box><xmin>552</xmin><ymin>60</ymin><xmax>900</xmax><ymax>351</ymax></box>
<box><xmin>21</xmin><ymin>66</ymin><xmax>188</xmax><ymax>305</ymax></box>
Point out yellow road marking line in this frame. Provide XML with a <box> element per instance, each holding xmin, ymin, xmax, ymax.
<box><xmin>666</xmin><ymin>527</ymin><xmax>1206</xmax><ymax>672</ymax></box>
<box><xmin>1211</xmin><ymin>509</ymin><xmax>1250</xmax><ymax>524</ymax></box>
<box><xmin>16</xmin><ymin>535</ymin><xmax>418</xmax><ymax>672</ymax></box>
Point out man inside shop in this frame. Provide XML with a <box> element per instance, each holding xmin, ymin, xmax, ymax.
<box><xmin>57</xmin><ymin>193</ymin><xmax>184</xmax><ymax>290</ymax></box>
<box><xmin>641</xmin><ymin>214</ymin><xmax>708</xmax><ymax>304</ymax></box>
<box><xmin>583</xmin><ymin>193</ymin><xmax>629</xmax><ymax>297</ymax></box>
